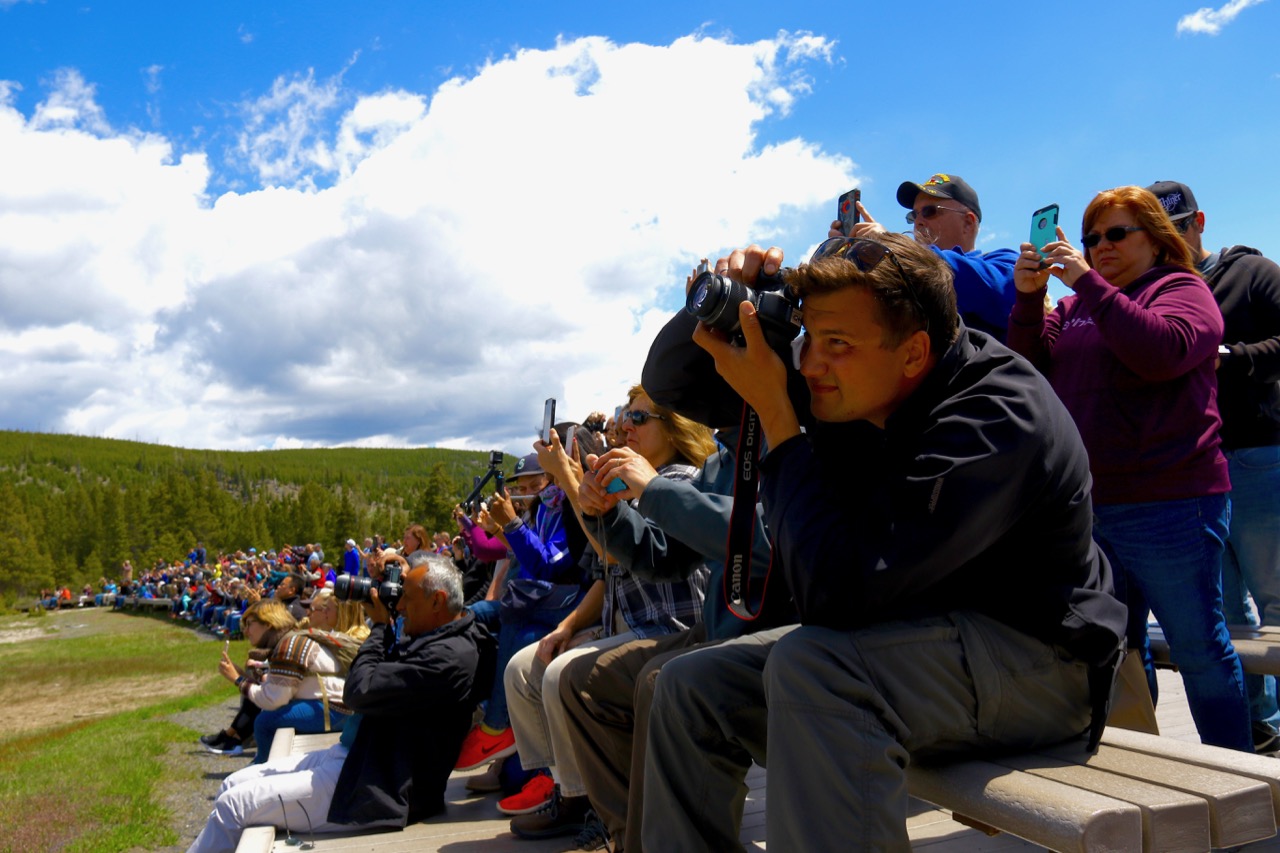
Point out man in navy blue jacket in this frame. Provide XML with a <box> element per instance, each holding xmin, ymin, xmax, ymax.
<box><xmin>642</xmin><ymin>232</ymin><xmax>1125</xmax><ymax>851</ymax></box>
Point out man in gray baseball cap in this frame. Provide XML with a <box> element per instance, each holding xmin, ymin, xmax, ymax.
<box><xmin>1149</xmin><ymin>178</ymin><xmax>1280</xmax><ymax>754</ymax></box>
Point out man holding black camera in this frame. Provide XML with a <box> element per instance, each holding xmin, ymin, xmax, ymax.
<box><xmin>641</xmin><ymin>233</ymin><xmax>1126</xmax><ymax>850</ymax></box>
<box><xmin>187</xmin><ymin>553</ymin><xmax>495</xmax><ymax>853</ymax></box>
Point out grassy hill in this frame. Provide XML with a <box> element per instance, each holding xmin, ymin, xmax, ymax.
<box><xmin>0</xmin><ymin>430</ymin><xmax>506</xmax><ymax>607</ymax></box>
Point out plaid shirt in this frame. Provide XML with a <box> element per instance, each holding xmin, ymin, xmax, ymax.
<box><xmin>602</xmin><ymin>461</ymin><xmax>709</xmax><ymax>638</ymax></box>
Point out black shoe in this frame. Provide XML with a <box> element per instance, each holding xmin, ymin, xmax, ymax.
<box><xmin>199</xmin><ymin>730</ymin><xmax>226</xmax><ymax>747</ymax></box>
<box><xmin>1254</xmin><ymin>721</ymin><xmax>1279</xmax><ymax>754</ymax></box>
<box><xmin>574</xmin><ymin>808</ymin><xmax>611</xmax><ymax>850</ymax></box>
<box><xmin>203</xmin><ymin>732</ymin><xmax>245</xmax><ymax>755</ymax></box>
<box><xmin>510</xmin><ymin>787</ymin><xmax>590</xmax><ymax>840</ymax></box>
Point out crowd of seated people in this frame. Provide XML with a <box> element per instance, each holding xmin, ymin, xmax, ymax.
<box><xmin>175</xmin><ymin>173</ymin><xmax>1280</xmax><ymax>852</ymax></box>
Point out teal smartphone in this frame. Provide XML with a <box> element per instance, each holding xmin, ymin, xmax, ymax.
<box><xmin>1030</xmin><ymin>204</ymin><xmax>1060</xmax><ymax>255</ymax></box>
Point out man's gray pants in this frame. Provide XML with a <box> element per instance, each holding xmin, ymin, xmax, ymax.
<box><xmin>644</xmin><ymin>613</ymin><xmax>1092</xmax><ymax>851</ymax></box>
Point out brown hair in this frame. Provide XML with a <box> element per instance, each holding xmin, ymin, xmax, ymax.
<box><xmin>403</xmin><ymin>524</ymin><xmax>430</xmax><ymax>553</ymax></box>
<box><xmin>1081</xmin><ymin>186</ymin><xmax>1197</xmax><ymax>275</ymax></box>
<box><xmin>787</xmin><ymin>231</ymin><xmax>958</xmax><ymax>355</ymax></box>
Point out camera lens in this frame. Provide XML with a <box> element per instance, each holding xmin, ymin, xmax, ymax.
<box><xmin>685</xmin><ymin>272</ymin><xmax>751</xmax><ymax>335</ymax></box>
<box><xmin>334</xmin><ymin>574</ymin><xmax>372</xmax><ymax>603</ymax></box>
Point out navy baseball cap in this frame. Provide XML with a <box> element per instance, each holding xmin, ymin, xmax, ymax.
<box><xmin>897</xmin><ymin>173</ymin><xmax>983</xmax><ymax>222</ymax></box>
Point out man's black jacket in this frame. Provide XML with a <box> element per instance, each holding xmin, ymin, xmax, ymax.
<box><xmin>328</xmin><ymin>612</ymin><xmax>496</xmax><ymax>827</ymax></box>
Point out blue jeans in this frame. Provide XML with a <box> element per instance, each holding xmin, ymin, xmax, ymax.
<box><xmin>1093</xmin><ymin>493</ymin><xmax>1251</xmax><ymax>751</ymax></box>
<box><xmin>1221</xmin><ymin>445</ymin><xmax>1280</xmax><ymax>731</ymax></box>
<box><xmin>252</xmin><ymin>699</ymin><xmax>349</xmax><ymax>764</ymax></box>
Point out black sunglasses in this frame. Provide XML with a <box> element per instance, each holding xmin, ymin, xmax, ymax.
<box><xmin>1081</xmin><ymin>226</ymin><xmax>1144</xmax><ymax>249</ymax></box>
<box><xmin>622</xmin><ymin>410</ymin><xmax>665</xmax><ymax>426</ymax></box>
<box><xmin>809</xmin><ymin>237</ymin><xmax>927</xmax><ymax>327</ymax></box>
<box><xmin>1171</xmin><ymin>213</ymin><xmax>1196</xmax><ymax>233</ymax></box>
<box><xmin>905</xmin><ymin>204</ymin><xmax>967</xmax><ymax>225</ymax></box>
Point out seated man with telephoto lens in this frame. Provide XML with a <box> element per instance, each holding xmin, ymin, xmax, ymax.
<box><xmin>186</xmin><ymin>553</ymin><xmax>495</xmax><ymax>853</ymax></box>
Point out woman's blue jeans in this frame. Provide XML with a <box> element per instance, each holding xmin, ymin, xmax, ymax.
<box><xmin>252</xmin><ymin>699</ymin><xmax>349</xmax><ymax>764</ymax></box>
<box><xmin>1093</xmin><ymin>493</ymin><xmax>1251</xmax><ymax>751</ymax></box>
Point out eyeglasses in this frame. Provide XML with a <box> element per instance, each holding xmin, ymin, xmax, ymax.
<box><xmin>1080</xmin><ymin>226</ymin><xmax>1144</xmax><ymax>249</ymax></box>
<box><xmin>622</xmin><ymin>410</ymin><xmax>665</xmax><ymax>426</ymax></box>
<box><xmin>905</xmin><ymin>204</ymin><xmax>968</xmax><ymax>225</ymax></box>
<box><xmin>1171</xmin><ymin>213</ymin><xmax>1196</xmax><ymax>233</ymax></box>
<box><xmin>809</xmin><ymin>237</ymin><xmax>927</xmax><ymax>327</ymax></box>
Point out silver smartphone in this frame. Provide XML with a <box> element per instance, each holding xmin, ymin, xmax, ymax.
<box><xmin>542</xmin><ymin>398</ymin><xmax>556</xmax><ymax>444</ymax></box>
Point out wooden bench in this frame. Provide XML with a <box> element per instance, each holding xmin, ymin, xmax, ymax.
<box><xmin>120</xmin><ymin>595</ymin><xmax>173</xmax><ymax>611</ymax></box>
<box><xmin>908</xmin><ymin>727</ymin><xmax>1280</xmax><ymax>852</ymax></box>
<box><xmin>1150</xmin><ymin>624</ymin><xmax>1280</xmax><ymax>676</ymax></box>
<box><xmin>234</xmin><ymin>725</ymin><xmax>1279</xmax><ymax>853</ymax></box>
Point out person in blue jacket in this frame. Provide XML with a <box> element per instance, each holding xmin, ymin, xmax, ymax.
<box><xmin>455</xmin><ymin>452</ymin><xmax>585</xmax><ymax>773</ymax></box>
<box><xmin>835</xmin><ymin>172</ymin><xmax>1017</xmax><ymax>342</ymax></box>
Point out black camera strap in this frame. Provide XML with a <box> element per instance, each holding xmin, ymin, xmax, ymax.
<box><xmin>723</xmin><ymin>402</ymin><xmax>775</xmax><ymax>620</ymax></box>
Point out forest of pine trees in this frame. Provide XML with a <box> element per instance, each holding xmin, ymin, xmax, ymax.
<box><xmin>0</xmin><ymin>430</ymin><xmax>507</xmax><ymax>607</ymax></box>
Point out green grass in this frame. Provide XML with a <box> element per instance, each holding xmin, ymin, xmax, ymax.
<box><xmin>0</xmin><ymin>610</ymin><xmax>242</xmax><ymax>852</ymax></box>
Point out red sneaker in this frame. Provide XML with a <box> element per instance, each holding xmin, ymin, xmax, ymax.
<box><xmin>454</xmin><ymin>725</ymin><xmax>516</xmax><ymax>771</ymax></box>
<box><xmin>498</xmin><ymin>773</ymin><xmax>556</xmax><ymax>815</ymax></box>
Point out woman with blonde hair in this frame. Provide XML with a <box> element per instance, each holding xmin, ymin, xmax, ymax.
<box><xmin>1008</xmin><ymin>185</ymin><xmax>1249</xmax><ymax>752</ymax></box>
<box><xmin>493</xmin><ymin>387</ymin><xmax>715</xmax><ymax>830</ymax></box>
<box><xmin>216</xmin><ymin>598</ymin><xmax>352</xmax><ymax>762</ymax></box>
<box><xmin>304</xmin><ymin>587</ymin><xmax>370</xmax><ymax>641</ymax></box>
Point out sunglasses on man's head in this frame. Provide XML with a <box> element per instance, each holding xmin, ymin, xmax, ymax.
<box><xmin>808</xmin><ymin>237</ymin><xmax>927</xmax><ymax>327</ymax></box>
<box><xmin>622</xmin><ymin>410</ymin><xmax>665</xmax><ymax>426</ymax></box>
<box><xmin>1081</xmin><ymin>226</ymin><xmax>1144</xmax><ymax>249</ymax></box>
<box><xmin>905</xmin><ymin>204</ymin><xmax>967</xmax><ymax>225</ymax></box>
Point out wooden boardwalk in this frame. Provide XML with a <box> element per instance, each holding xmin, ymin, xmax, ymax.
<box><xmin>257</xmin><ymin>667</ymin><xmax>1280</xmax><ymax>852</ymax></box>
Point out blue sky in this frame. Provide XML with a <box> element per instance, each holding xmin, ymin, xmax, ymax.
<box><xmin>1</xmin><ymin>0</ymin><xmax>1276</xmax><ymax>452</ymax></box>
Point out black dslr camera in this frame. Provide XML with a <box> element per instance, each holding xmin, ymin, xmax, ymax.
<box><xmin>685</xmin><ymin>259</ymin><xmax>802</xmax><ymax>356</ymax></box>
<box><xmin>335</xmin><ymin>563</ymin><xmax>404</xmax><ymax>612</ymax></box>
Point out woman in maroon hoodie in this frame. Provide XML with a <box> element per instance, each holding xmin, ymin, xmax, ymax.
<box><xmin>1007</xmin><ymin>185</ymin><xmax>1249</xmax><ymax>752</ymax></box>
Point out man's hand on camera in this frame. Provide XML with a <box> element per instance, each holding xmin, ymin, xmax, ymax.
<box><xmin>723</xmin><ymin>243</ymin><xmax>784</xmax><ymax>284</ymax></box>
<box><xmin>692</xmin><ymin>272</ymin><xmax>801</xmax><ymax>447</ymax></box>
<box><xmin>362</xmin><ymin>587</ymin><xmax>394</xmax><ymax>626</ymax></box>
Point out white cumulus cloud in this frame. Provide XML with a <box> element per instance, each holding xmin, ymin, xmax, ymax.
<box><xmin>1177</xmin><ymin>0</ymin><xmax>1267</xmax><ymax>34</ymax></box>
<box><xmin>0</xmin><ymin>32</ymin><xmax>855</xmax><ymax>453</ymax></box>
